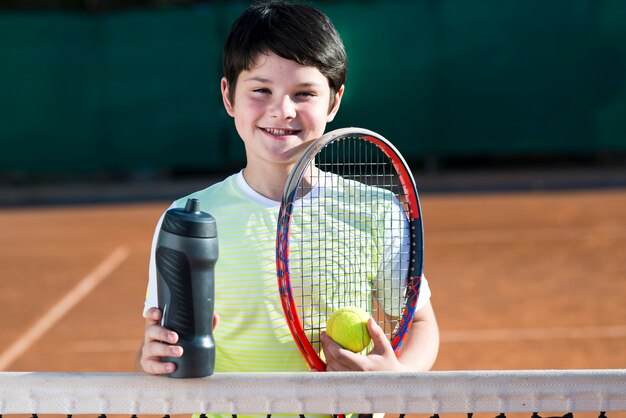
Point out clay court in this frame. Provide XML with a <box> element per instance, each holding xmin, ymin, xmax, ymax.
<box><xmin>1</xmin><ymin>182</ymin><xmax>625</xmax><ymax>374</ymax></box>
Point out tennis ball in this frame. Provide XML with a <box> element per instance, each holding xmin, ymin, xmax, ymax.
<box><xmin>326</xmin><ymin>306</ymin><xmax>372</xmax><ymax>353</ymax></box>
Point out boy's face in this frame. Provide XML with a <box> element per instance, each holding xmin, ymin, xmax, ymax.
<box><xmin>221</xmin><ymin>52</ymin><xmax>344</xmax><ymax>170</ymax></box>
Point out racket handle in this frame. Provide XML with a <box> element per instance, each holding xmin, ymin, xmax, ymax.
<box><xmin>156</xmin><ymin>199</ymin><xmax>218</xmax><ymax>378</ymax></box>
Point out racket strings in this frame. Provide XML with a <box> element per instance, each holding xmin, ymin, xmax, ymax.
<box><xmin>291</xmin><ymin>136</ymin><xmax>411</xmax><ymax>351</ymax></box>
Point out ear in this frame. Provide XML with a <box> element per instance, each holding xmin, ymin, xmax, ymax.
<box><xmin>221</xmin><ymin>77</ymin><xmax>235</xmax><ymax>117</ymax></box>
<box><xmin>326</xmin><ymin>84</ymin><xmax>345</xmax><ymax>123</ymax></box>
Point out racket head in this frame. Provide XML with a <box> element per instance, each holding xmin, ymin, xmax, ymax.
<box><xmin>276</xmin><ymin>127</ymin><xmax>424</xmax><ymax>371</ymax></box>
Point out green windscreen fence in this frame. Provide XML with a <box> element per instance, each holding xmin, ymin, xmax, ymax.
<box><xmin>1</xmin><ymin>0</ymin><xmax>625</xmax><ymax>176</ymax></box>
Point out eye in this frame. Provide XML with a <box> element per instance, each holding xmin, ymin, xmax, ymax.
<box><xmin>252</xmin><ymin>88</ymin><xmax>271</xmax><ymax>94</ymax></box>
<box><xmin>295</xmin><ymin>91</ymin><xmax>317</xmax><ymax>101</ymax></box>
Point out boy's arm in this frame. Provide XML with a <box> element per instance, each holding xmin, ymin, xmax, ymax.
<box><xmin>394</xmin><ymin>301</ymin><xmax>439</xmax><ymax>371</ymax></box>
<box><xmin>321</xmin><ymin>300</ymin><xmax>439</xmax><ymax>372</ymax></box>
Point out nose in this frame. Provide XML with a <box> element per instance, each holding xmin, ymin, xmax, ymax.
<box><xmin>270</xmin><ymin>95</ymin><xmax>296</xmax><ymax>119</ymax></box>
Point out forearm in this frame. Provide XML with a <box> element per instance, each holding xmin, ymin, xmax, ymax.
<box><xmin>397</xmin><ymin>301</ymin><xmax>439</xmax><ymax>371</ymax></box>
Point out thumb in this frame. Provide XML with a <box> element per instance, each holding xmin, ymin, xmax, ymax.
<box><xmin>145</xmin><ymin>307</ymin><xmax>162</xmax><ymax>325</ymax></box>
<box><xmin>367</xmin><ymin>317</ymin><xmax>393</xmax><ymax>354</ymax></box>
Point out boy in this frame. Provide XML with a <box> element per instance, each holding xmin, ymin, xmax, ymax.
<box><xmin>138</xmin><ymin>0</ymin><xmax>438</xmax><ymax>376</ymax></box>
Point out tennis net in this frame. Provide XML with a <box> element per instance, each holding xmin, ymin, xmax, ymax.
<box><xmin>0</xmin><ymin>369</ymin><xmax>625</xmax><ymax>417</ymax></box>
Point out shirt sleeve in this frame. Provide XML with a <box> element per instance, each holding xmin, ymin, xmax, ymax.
<box><xmin>416</xmin><ymin>275</ymin><xmax>432</xmax><ymax>311</ymax></box>
<box><xmin>143</xmin><ymin>211</ymin><xmax>166</xmax><ymax>317</ymax></box>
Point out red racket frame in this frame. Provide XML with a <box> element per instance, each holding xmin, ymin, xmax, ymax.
<box><xmin>276</xmin><ymin>128</ymin><xmax>424</xmax><ymax>372</ymax></box>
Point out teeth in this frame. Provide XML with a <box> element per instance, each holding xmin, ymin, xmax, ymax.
<box><xmin>265</xmin><ymin>128</ymin><xmax>298</xmax><ymax>135</ymax></box>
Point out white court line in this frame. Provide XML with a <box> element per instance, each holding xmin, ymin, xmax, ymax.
<box><xmin>0</xmin><ymin>245</ymin><xmax>130</xmax><ymax>371</ymax></box>
<box><xmin>441</xmin><ymin>324</ymin><xmax>626</xmax><ymax>343</ymax></box>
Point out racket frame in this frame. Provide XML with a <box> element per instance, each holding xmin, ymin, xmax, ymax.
<box><xmin>276</xmin><ymin>127</ymin><xmax>424</xmax><ymax>371</ymax></box>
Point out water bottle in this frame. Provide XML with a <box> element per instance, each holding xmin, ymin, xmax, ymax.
<box><xmin>156</xmin><ymin>198</ymin><xmax>218</xmax><ymax>378</ymax></box>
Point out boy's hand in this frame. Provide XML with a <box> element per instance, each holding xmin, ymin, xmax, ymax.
<box><xmin>139</xmin><ymin>307</ymin><xmax>182</xmax><ymax>375</ymax></box>
<box><xmin>139</xmin><ymin>307</ymin><xmax>220</xmax><ymax>374</ymax></box>
<box><xmin>321</xmin><ymin>317</ymin><xmax>405</xmax><ymax>372</ymax></box>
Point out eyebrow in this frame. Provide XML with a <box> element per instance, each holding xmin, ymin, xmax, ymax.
<box><xmin>243</xmin><ymin>77</ymin><xmax>271</xmax><ymax>83</ymax></box>
<box><xmin>243</xmin><ymin>77</ymin><xmax>323</xmax><ymax>88</ymax></box>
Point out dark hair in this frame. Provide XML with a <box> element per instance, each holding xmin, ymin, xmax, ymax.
<box><xmin>223</xmin><ymin>1</ymin><xmax>347</xmax><ymax>103</ymax></box>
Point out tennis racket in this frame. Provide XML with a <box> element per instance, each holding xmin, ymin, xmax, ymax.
<box><xmin>276</xmin><ymin>127</ymin><xmax>424</xmax><ymax>372</ymax></box>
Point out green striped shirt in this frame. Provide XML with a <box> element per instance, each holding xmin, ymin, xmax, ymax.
<box><xmin>144</xmin><ymin>171</ymin><xmax>431</xmax><ymax>374</ymax></box>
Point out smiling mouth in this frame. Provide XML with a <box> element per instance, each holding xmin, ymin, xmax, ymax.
<box><xmin>262</xmin><ymin>127</ymin><xmax>301</xmax><ymax>136</ymax></box>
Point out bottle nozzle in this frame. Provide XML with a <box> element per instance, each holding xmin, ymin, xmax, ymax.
<box><xmin>184</xmin><ymin>198</ymin><xmax>200</xmax><ymax>213</ymax></box>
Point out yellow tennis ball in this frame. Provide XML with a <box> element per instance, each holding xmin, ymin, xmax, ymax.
<box><xmin>326</xmin><ymin>306</ymin><xmax>372</xmax><ymax>353</ymax></box>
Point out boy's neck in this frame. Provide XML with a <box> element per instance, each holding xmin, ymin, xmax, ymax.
<box><xmin>242</xmin><ymin>165</ymin><xmax>290</xmax><ymax>202</ymax></box>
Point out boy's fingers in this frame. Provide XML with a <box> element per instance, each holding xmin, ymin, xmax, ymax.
<box><xmin>144</xmin><ymin>308</ymin><xmax>178</xmax><ymax>345</ymax></box>
<box><xmin>144</xmin><ymin>340</ymin><xmax>183</xmax><ymax>359</ymax></box>
<box><xmin>142</xmin><ymin>358</ymin><xmax>176</xmax><ymax>375</ymax></box>
<box><xmin>321</xmin><ymin>331</ymin><xmax>360</xmax><ymax>372</ymax></box>
<box><xmin>320</xmin><ymin>332</ymin><xmax>336</xmax><ymax>356</ymax></box>
<box><xmin>367</xmin><ymin>317</ymin><xmax>393</xmax><ymax>353</ymax></box>
<box><xmin>140</xmin><ymin>340</ymin><xmax>183</xmax><ymax>375</ymax></box>
<box><xmin>140</xmin><ymin>307</ymin><xmax>185</xmax><ymax>375</ymax></box>
<box><xmin>320</xmin><ymin>332</ymin><xmax>337</xmax><ymax>364</ymax></box>
<box><xmin>145</xmin><ymin>307</ymin><xmax>162</xmax><ymax>323</ymax></box>
<box><xmin>144</xmin><ymin>324</ymin><xmax>178</xmax><ymax>345</ymax></box>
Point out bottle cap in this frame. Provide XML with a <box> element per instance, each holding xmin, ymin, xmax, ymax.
<box><xmin>161</xmin><ymin>198</ymin><xmax>217</xmax><ymax>238</ymax></box>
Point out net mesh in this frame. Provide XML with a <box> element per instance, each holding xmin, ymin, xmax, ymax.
<box><xmin>0</xmin><ymin>370</ymin><xmax>625</xmax><ymax>417</ymax></box>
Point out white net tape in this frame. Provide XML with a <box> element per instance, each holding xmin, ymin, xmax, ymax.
<box><xmin>1</xmin><ymin>370</ymin><xmax>625</xmax><ymax>415</ymax></box>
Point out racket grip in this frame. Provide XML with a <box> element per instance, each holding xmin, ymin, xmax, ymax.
<box><xmin>156</xmin><ymin>199</ymin><xmax>218</xmax><ymax>378</ymax></box>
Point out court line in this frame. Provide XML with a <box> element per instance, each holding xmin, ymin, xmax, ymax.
<box><xmin>0</xmin><ymin>245</ymin><xmax>130</xmax><ymax>371</ymax></box>
<box><xmin>440</xmin><ymin>324</ymin><xmax>626</xmax><ymax>343</ymax></box>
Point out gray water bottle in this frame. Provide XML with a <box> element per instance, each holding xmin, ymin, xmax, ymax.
<box><xmin>156</xmin><ymin>198</ymin><xmax>217</xmax><ymax>378</ymax></box>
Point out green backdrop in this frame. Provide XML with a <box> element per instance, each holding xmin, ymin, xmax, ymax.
<box><xmin>1</xmin><ymin>0</ymin><xmax>624</xmax><ymax>176</ymax></box>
